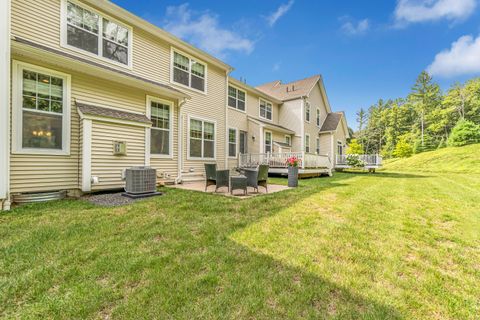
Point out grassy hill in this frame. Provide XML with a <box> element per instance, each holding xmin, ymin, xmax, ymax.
<box><xmin>383</xmin><ymin>144</ymin><xmax>480</xmax><ymax>174</ymax></box>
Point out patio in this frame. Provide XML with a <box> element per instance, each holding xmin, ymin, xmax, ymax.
<box><xmin>168</xmin><ymin>181</ymin><xmax>291</xmax><ymax>199</ymax></box>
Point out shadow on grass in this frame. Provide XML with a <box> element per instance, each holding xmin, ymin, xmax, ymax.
<box><xmin>338</xmin><ymin>170</ymin><xmax>430</xmax><ymax>179</ymax></box>
<box><xmin>1</xmin><ymin>173</ymin><xmax>403</xmax><ymax>318</ymax></box>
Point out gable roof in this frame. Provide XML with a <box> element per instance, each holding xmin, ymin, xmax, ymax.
<box><xmin>319</xmin><ymin>112</ymin><xmax>350</xmax><ymax>138</ymax></box>
<box><xmin>256</xmin><ymin>75</ymin><xmax>321</xmax><ymax>101</ymax></box>
<box><xmin>229</xmin><ymin>77</ymin><xmax>283</xmax><ymax>104</ymax></box>
<box><xmin>319</xmin><ymin>113</ymin><xmax>343</xmax><ymax>132</ymax></box>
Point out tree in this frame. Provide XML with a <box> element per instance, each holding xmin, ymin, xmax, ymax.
<box><xmin>409</xmin><ymin>71</ymin><xmax>441</xmax><ymax>149</ymax></box>
<box><xmin>393</xmin><ymin>136</ymin><xmax>413</xmax><ymax>158</ymax></box>
<box><xmin>356</xmin><ymin>108</ymin><xmax>367</xmax><ymax>135</ymax></box>
<box><xmin>447</xmin><ymin>120</ymin><xmax>480</xmax><ymax>146</ymax></box>
<box><xmin>347</xmin><ymin>139</ymin><xmax>364</xmax><ymax>154</ymax></box>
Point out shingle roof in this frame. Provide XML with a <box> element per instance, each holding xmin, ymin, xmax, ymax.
<box><xmin>248</xmin><ymin>117</ymin><xmax>295</xmax><ymax>134</ymax></box>
<box><xmin>256</xmin><ymin>75</ymin><xmax>321</xmax><ymax>101</ymax></box>
<box><xmin>319</xmin><ymin>112</ymin><xmax>343</xmax><ymax>132</ymax></box>
<box><xmin>77</xmin><ymin>103</ymin><xmax>152</xmax><ymax>124</ymax></box>
<box><xmin>273</xmin><ymin>141</ymin><xmax>291</xmax><ymax>148</ymax></box>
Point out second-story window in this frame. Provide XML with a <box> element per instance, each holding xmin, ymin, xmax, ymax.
<box><xmin>305</xmin><ymin>102</ymin><xmax>311</xmax><ymax>122</ymax></box>
<box><xmin>65</xmin><ymin>1</ymin><xmax>131</xmax><ymax>66</ymax></box>
<box><xmin>173</xmin><ymin>51</ymin><xmax>206</xmax><ymax>92</ymax></box>
<box><xmin>259</xmin><ymin>99</ymin><xmax>272</xmax><ymax>121</ymax></box>
<box><xmin>228</xmin><ymin>86</ymin><xmax>246</xmax><ymax>111</ymax></box>
<box><xmin>316</xmin><ymin>108</ymin><xmax>321</xmax><ymax>126</ymax></box>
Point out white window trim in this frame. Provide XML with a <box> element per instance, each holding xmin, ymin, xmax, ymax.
<box><xmin>337</xmin><ymin>140</ymin><xmax>344</xmax><ymax>155</ymax></box>
<box><xmin>259</xmin><ymin>98</ymin><xmax>273</xmax><ymax>122</ymax></box>
<box><xmin>264</xmin><ymin>130</ymin><xmax>273</xmax><ymax>153</ymax></box>
<box><xmin>187</xmin><ymin>115</ymin><xmax>216</xmax><ymax>160</ymax></box>
<box><xmin>305</xmin><ymin>134</ymin><xmax>310</xmax><ymax>153</ymax></box>
<box><xmin>60</xmin><ymin>0</ymin><xmax>134</xmax><ymax>69</ymax></box>
<box><xmin>12</xmin><ymin>61</ymin><xmax>72</xmax><ymax>156</ymax></box>
<box><xmin>316</xmin><ymin>108</ymin><xmax>321</xmax><ymax>127</ymax></box>
<box><xmin>285</xmin><ymin>135</ymin><xmax>291</xmax><ymax>146</ymax></box>
<box><xmin>227</xmin><ymin>84</ymin><xmax>247</xmax><ymax>113</ymax></box>
<box><xmin>228</xmin><ymin>127</ymin><xmax>238</xmax><ymax>158</ymax></box>
<box><xmin>170</xmin><ymin>47</ymin><xmax>208</xmax><ymax>95</ymax></box>
<box><xmin>239</xmin><ymin>130</ymin><xmax>248</xmax><ymax>155</ymax></box>
<box><xmin>305</xmin><ymin>102</ymin><xmax>311</xmax><ymax>123</ymax></box>
<box><xmin>146</xmin><ymin>96</ymin><xmax>174</xmax><ymax>159</ymax></box>
<box><xmin>316</xmin><ymin>137</ymin><xmax>320</xmax><ymax>154</ymax></box>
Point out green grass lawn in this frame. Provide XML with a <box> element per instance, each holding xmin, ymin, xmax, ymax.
<box><xmin>1</xmin><ymin>147</ymin><xmax>479</xmax><ymax>319</ymax></box>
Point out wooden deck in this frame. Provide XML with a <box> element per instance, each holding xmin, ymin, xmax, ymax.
<box><xmin>335</xmin><ymin>155</ymin><xmax>382</xmax><ymax>170</ymax></box>
<box><xmin>239</xmin><ymin>152</ymin><xmax>333</xmax><ymax>178</ymax></box>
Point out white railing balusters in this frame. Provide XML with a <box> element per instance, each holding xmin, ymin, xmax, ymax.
<box><xmin>335</xmin><ymin>154</ymin><xmax>383</xmax><ymax>166</ymax></box>
<box><xmin>239</xmin><ymin>152</ymin><xmax>332</xmax><ymax>170</ymax></box>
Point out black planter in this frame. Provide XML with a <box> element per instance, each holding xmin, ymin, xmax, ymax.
<box><xmin>288</xmin><ymin>166</ymin><xmax>299</xmax><ymax>187</ymax></box>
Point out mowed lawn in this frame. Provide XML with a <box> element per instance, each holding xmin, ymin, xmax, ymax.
<box><xmin>1</xmin><ymin>159</ymin><xmax>479</xmax><ymax>318</ymax></box>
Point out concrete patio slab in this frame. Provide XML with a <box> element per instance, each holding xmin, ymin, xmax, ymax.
<box><xmin>167</xmin><ymin>181</ymin><xmax>291</xmax><ymax>199</ymax></box>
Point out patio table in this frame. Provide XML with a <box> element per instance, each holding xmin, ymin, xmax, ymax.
<box><xmin>230</xmin><ymin>175</ymin><xmax>248</xmax><ymax>196</ymax></box>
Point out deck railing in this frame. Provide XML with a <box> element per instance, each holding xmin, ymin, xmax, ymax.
<box><xmin>336</xmin><ymin>154</ymin><xmax>382</xmax><ymax>167</ymax></box>
<box><xmin>239</xmin><ymin>152</ymin><xmax>332</xmax><ymax>169</ymax></box>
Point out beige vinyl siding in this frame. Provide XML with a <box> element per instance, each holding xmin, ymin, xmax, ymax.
<box><xmin>9</xmin><ymin>56</ymin><xmax>179</xmax><ymax>193</ymax></box>
<box><xmin>278</xmin><ymin>99</ymin><xmax>302</xmax><ymax>147</ymax></box>
<box><xmin>91</xmin><ymin>122</ymin><xmax>145</xmax><ymax>191</ymax></box>
<box><xmin>12</xmin><ymin>0</ymin><xmax>181</xmax><ymax>86</ymax></box>
<box><xmin>304</xmin><ymin>85</ymin><xmax>331</xmax><ymax>154</ymax></box>
<box><xmin>150</xmin><ymin>104</ymin><xmax>179</xmax><ymax>180</ymax></box>
<box><xmin>227</xmin><ymin>108</ymin><xmax>248</xmax><ymax>170</ymax></box>
<box><xmin>182</xmin><ymin>64</ymin><xmax>227</xmax><ymax>173</ymax></box>
<box><xmin>246</xmin><ymin>92</ymin><xmax>279</xmax><ymax>123</ymax></box>
<box><xmin>319</xmin><ymin>133</ymin><xmax>332</xmax><ymax>158</ymax></box>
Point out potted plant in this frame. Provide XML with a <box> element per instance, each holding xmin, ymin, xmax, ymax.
<box><xmin>286</xmin><ymin>156</ymin><xmax>301</xmax><ymax>187</ymax></box>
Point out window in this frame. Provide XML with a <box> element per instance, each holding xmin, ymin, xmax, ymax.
<box><xmin>64</xmin><ymin>0</ymin><xmax>131</xmax><ymax>66</ymax></box>
<box><xmin>305</xmin><ymin>102</ymin><xmax>310</xmax><ymax>122</ymax></box>
<box><xmin>239</xmin><ymin>131</ymin><xmax>248</xmax><ymax>154</ymax></box>
<box><xmin>259</xmin><ymin>99</ymin><xmax>272</xmax><ymax>120</ymax></box>
<box><xmin>150</xmin><ymin>100</ymin><xmax>172</xmax><ymax>156</ymax></box>
<box><xmin>173</xmin><ymin>51</ymin><xmax>206</xmax><ymax>92</ymax></box>
<box><xmin>305</xmin><ymin>134</ymin><xmax>310</xmax><ymax>153</ymax></box>
<box><xmin>337</xmin><ymin>141</ymin><xmax>344</xmax><ymax>155</ymax></box>
<box><xmin>316</xmin><ymin>108</ymin><xmax>321</xmax><ymax>127</ymax></box>
<box><xmin>189</xmin><ymin>118</ymin><xmax>215</xmax><ymax>159</ymax></box>
<box><xmin>316</xmin><ymin>138</ymin><xmax>320</xmax><ymax>154</ymax></box>
<box><xmin>285</xmin><ymin>135</ymin><xmax>291</xmax><ymax>146</ymax></box>
<box><xmin>264</xmin><ymin>131</ymin><xmax>272</xmax><ymax>153</ymax></box>
<box><xmin>13</xmin><ymin>62</ymin><xmax>71</xmax><ymax>155</ymax></box>
<box><xmin>228</xmin><ymin>86</ymin><xmax>246</xmax><ymax>111</ymax></box>
<box><xmin>228</xmin><ymin>128</ymin><xmax>237</xmax><ymax>157</ymax></box>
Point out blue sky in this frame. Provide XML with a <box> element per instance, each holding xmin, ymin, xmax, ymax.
<box><xmin>112</xmin><ymin>0</ymin><xmax>480</xmax><ymax>129</ymax></box>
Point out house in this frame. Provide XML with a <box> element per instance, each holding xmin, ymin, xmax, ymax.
<box><xmin>237</xmin><ymin>75</ymin><xmax>350</xmax><ymax>174</ymax></box>
<box><xmin>0</xmin><ymin>0</ymin><xmax>350</xmax><ymax>210</ymax></box>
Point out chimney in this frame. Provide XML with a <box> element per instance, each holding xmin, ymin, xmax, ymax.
<box><xmin>292</xmin><ymin>85</ymin><xmax>295</xmax><ymax>91</ymax></box>
<box><xmin>286</xmin><ymin>86</ymin><xmax>290</xmax><ymax>93</ymax></box>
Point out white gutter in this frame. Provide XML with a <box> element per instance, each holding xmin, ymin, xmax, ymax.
<box><xmin>224</xmin><ymin>71</ymin><xmax>229</xmax><ymax>169</ymax></box>
<box><xmin>175</xmin><ymin>98</ymin><xmax>188</xmax><ymax>184</ymax></box>
<box><xmin>0</xmin><ymin>0</ymin><xmax>11</xmax><ymax>210</ymax></box>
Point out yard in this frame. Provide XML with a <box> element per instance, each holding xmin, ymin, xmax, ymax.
<box><xmin>1</xmin><ymin>158</ymin><xmax>479</xmax><ymax>318</ymax></box>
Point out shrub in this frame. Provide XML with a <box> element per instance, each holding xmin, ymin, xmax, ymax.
<box><xmin>393</xmin><ymin>138</ymin><xmax>413</xmax><ymax>158</ymax></box>
<box><xmin>347</xmin><ymin>139</ymin><xmax>364</xmax><ymax>155</ymax></box>
<box><xmin>448</xmin><ymin>120</ymin><xmax>480</xmax><ymax>146</ymax></box>
<box><xmin>346</xmin><ymin>154</ymin><xmax>366</xmax><ymax>167</ymax></box>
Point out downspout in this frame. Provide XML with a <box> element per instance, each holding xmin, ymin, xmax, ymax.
<box><xmin>0</xmin><ymin>0</ymin><xmax>11</xmax><ymax>210</ymax></box>
<box><xmin>224</xmin><ymin>70</ymin><xmax>229</xmax><ymax>169</ymax></box>
<box><xmin>175</xmin><ymin>98</ymin><xmax>187</xmax><ymax>184</ymax></box>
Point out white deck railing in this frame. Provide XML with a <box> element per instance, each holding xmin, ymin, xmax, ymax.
<box><xmin>336</xmin><ymin>154</ymin><xmax>382</xmax><ymax>167</ymax></box>
<box><xmin>239</xmin><ymin>152</ymin><xmax>332</xmax><ymax>169</ymax></box>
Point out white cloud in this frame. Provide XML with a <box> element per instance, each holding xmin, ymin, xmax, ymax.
<box><xmin>266</xmin><ymin>0</ymin><xmax>295</xmax><ymax>27</ymax></box>
<box><xmin>428</xmin><ymin>34</ymin><xmax>480</xmax><ymax>77</ymax></box>
<box><xmin>341</xmin><ymin>18</ymin><xmax>370</xmax><ymax>36</ymax></box>
<box><xmin>394</xmin><ymin>0</ymin><xmax>477</xmax><ymax>25</ymax></box>
<box><xmin>163</xmin><ymin>4</ymin><xmax>254</xmax><ymax>58</ymax></box>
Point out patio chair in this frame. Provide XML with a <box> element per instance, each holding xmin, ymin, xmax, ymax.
<box><xmin>204</xmin><ymin>164</ymin><xmax>230</xmax><ymax>192</ymax></box>
<box><xmin>245</xmin><ymin>164</ymin><xmax>269</xmax><ymax>193</ymax></box>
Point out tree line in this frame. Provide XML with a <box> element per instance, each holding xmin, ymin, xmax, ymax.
<box><xmin>351</xmin><ymin>71</ymin><xmax>480</xmax><ymax>158</ymax></box>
